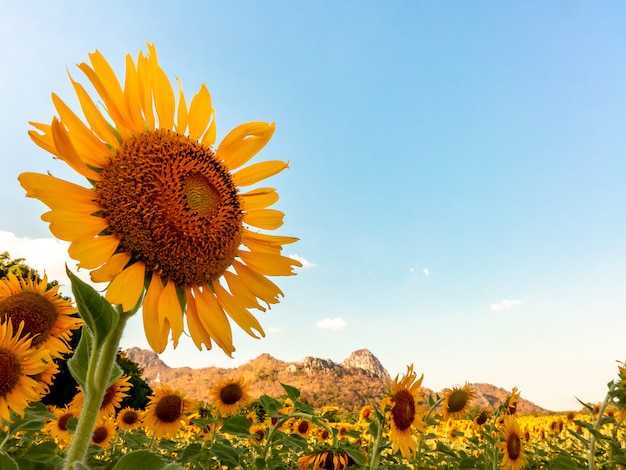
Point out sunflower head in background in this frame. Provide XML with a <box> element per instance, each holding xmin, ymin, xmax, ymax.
<box><xmin>19</xmin><ymin>44</ymin><xmax>301</xmax><ymax>356</ymax></box>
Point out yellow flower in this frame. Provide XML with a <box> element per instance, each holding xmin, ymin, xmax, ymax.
<box><xmin>506</xmin><ymin>387</ymin><xmax>520</xmax><ymax>415</ymax></box>
<box><xmin>19</xmin><ymin>43</ymin><xmax>301</xmax><ymax>356</ymax></box>
<box><xmin>381</xmin><ymin>364</ymin><xmax>426</xmax><ymax>460</ymax></box>
<box><xmin>0</xmin><ymin>321</ymin><xmax>55</xmax><ymax>422</ymax></box>
<box><xmin>43</xmin><ymin>405</ymin><xmax>76</xmax><ymax>446</ymax></box>
<box><xmin>442</xmin><ymin>383</ymin><xmax>477</xmax><ymax>420</ymax></box>
<box><xmin>70</xmin><ymin>375</ymin><xmax>133</xmax><ymax>417</ymax></box>
<box><xmin>210</xmin><ymin>376</ymin><xmax>252</xmax><ymax>415</ymax></box>
<box><xmin>90</xmin><ymin>419</ymin><xmax>117</xmax><ymax>448</ymax></box>
<box><xmin>297</xmin><ymin>450</ymin><xmax>354</xmax><ymax>470</ymax></box>
<box><xmin>143</xmin><ymin>385</ymin><xmax>192</xmax><ymax>438</ymax></box>
<box><xmin>498</xmin><ymin>415</ymin><xmax>527</xmax><ymax>470</ymax></box>
<box><xmin>0</xmin><ymin>272</ymin><xmax>81</xmax><ymax>357</ymax></box>
<box><xmin>116</xmin><ymin>406</ymin><xmax>142</xmax><ymax>431</ymax></box>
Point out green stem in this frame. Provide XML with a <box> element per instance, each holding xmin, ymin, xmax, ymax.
<box><xmin>589</xmin><ymin>383</ymin><xmax>615</xmax><ymax>470</ymax></box>
<box><xmin>368</xmin><ymin>416</ymin><xmax>384</xmax><ymax>470</ymax></box>
<box><xmin>63</xmin><ymin>308</ymin><xmax>131</xmax><ymax>470</ymax></box>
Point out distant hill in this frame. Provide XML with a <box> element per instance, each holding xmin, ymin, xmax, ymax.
<box><xmin>123</xmin><ymin>347</ymin><xmax>550</xmax><ymax>415</ymax></box>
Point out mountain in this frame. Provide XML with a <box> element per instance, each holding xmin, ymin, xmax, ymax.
<box><xmin>123</xmin><ymin>347</ymin><xmax>549</xmax><ymax>415</ymax></box>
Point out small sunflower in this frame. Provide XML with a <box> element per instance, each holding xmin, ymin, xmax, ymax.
<box><xmin>249</xmin><ymin>423</ymin><xmax>267</xmax><ymax>444</ymax></box>
<box><xmin>43</xmin><ymin>405</ymin><xmax>76</xmax><ymax>446</ymax></box>
<box><xmin>498</xmin><ymin>415</ymin><xmax>527</xmax><ymax>470</ymax></box>
<box><xmin>358</xmin><ymin>405</ymin><xmax>375</xmax><ymax>423</ymax></box>
<box><xmin>20</xmin><ymin>44</ymin><xmax>301</xmax><ymax>357</ymax></box>
<box><xmin>70</xmin><ymin>375</ymin><xmax>132</xmax><ymax>417</ymax></box>
<box><xmin>209</xmin><ymin>376</ymin><xmax>252</xmax><ymax>415</ymax></box>
<box><xmin>116</xmin><ymin>406</ymin><xmax>142</xmax><ymax>431</ymax></box>
<box><xmin>91</xmin><ymin>419</ymin><xmax>117</xmax><ymax>448</ymax></box>
<box><xmin>381</xmin><ymin>364</ymin><xmax>426</xmax><ymax>460</ymax></box>
<box><xmin>442</xmin><ymin>383</ymin><xmax>477</xmax><ymax>420</ymax></box>
<box><xmin>143</xmin><ymin>385</ymin><xmax>192</xmax><ymax>438</ymax></box>
<box><xmin>297</xmin><ymin>449</ymin><xmax>354</xmax><ymax>470</ymax></box>
<box><xmin>0</xmin><ymin>272</ymin><xmax>81</xmax><ymax>357</ymax></box>
<box><xmin>0</xmin><ymin>321</ymin><xmax>55</xmax><ymax>422</ymax></box>
<box><xmin>506</xmin><ymin>387</ymin><xmax>520</xmax><ymax>415</ymax></box>
<box><xmin>294</xmin><ymin>418</ymin><xmax>313</xmax><ymax>438</ymax></box>
<box><xmin>473</xmin><ymin>409</ymin><xmax>491</xmax><ymax>429</ymax></box>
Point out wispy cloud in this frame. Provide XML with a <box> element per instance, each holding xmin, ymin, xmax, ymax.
<box><xmin>409</xmin><ymin>266</ymin><xmax>430</xmax><ymax>276</ymax></box>
<box><xmin>266</xmin><ymin>326</ymin><xmax>282</xmax><ymax>334</ymax></box>
<box><xmin>490</xmin><ymin>299</ymin><xmax>522</xmax><ymax>311</ymax></box>
<box><xmin>289</xmin><ymin>254</ymin><xmax>315</xmax><ymax>268</ymax></box>
<box><xmin>316</xmin><ymin>317</ymin><xmax>347</xmax><ymax>331</ymax></box>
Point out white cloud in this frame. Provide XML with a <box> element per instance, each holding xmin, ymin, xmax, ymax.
<box><xmin>490</xmin><ymin>299</ymin><xmax>522</xmax><ymax>311</ymax></box>
<box><xmin>289</xmin><ymin>254</ymin><xmax>315</xmax><ymax>268</ymax></box>
<box><xmin>316</xmin><ymin>317</ymin><xmax>347</xmax><ymax>331</ymax></box>
<box><xmin>266</xmin><ymin>326</ymin><xmax>282</xmax><ymax>334</ymax></box>
<box><xmin>0</xmin><ymin>231</ymin><xmax>92</xmax><ymax>295</ymax></box>
<box><xmin>423</xmin><ymin>267</ymin><xmax>429</xmax><ymax>276</ymax></box>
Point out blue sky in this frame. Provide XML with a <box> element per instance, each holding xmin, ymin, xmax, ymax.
<box><xmin>2</xmin><ymin>1</ymin><xmax>626</xmax><ymax>412</ymax></box>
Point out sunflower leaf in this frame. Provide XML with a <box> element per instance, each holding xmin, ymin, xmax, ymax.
<box><xmin>219</xmin><ymin>415</ymin><xmax>253</xmax><ymax>437</ymax></box>
<box><xmin>112</xmin><ymin>450</ymin><xmax>183</xmax><ymax>470</ymax></box>
<box><xmin>66</xmin><ymin>266</ymin><xmax>119</xmax><ymax>343</ymax></box>
<box><xmin>67</xmin><ymin>327</ymin><xmax>92</xmax><ymax>388</ymax></box>
<box><xmin>0</xmin><ymin>453</ymin><xmax>18</xmax><ymax>470</ymax></box>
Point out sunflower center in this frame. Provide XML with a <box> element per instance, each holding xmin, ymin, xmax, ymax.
<box><xmin>101</xmin><ymin>383</ymin><xmax>117</xmax><ymax>409</ymax></box>
<box><xmin>97</xmin><ymin>129</ymin><xmax>244</xmax><ymax>287</ymax></box>
<box><xmin>122</xmin><ymin>410</ymin><xmax>139</xmax><ymax>425</ymax></box>
<box><xmin>476</xmin><ymin>411</ymin><xmax>488</xmax><ymax>425</ymax></box>
<box><xmin>0</xmin><ymin>349</ymin><xmax>20</xmax><ymax>396</ymax></box>
<box><xmin>297</xmin><ymin>420</ymin><xmax>310</xmax><ymax>434</ymax></box>
<box><xmin>155</xmin><ymin>394</ymin><xmax>183</xmax><ymax>423</ymax></box>
<box><xmin>447</xmin><ymin>390</ymin><xmax>468</xmax><ymax>413</ymax></box>
<box><xmin>507</xmin><ymin>433</ymin><xmax>522</xmax><ymax>460</ymax></box>
<box><xmin>392</xmin><ymin>389</ymin><xmax>415</xmax><ymax>431</ymax></box>
<box><xmin>92</xmin><ymin>425</ymin><xmax>109</xmax><ymax>444</ymax></box>
<box><xmin>0</xmin><ymin>292</ymin><xmax>58</xmax><ymax>347</ymax></box>
<box><xmin>58</xmin><ymin>413</ymin><xmax>72</xmax><ymax>431</ymax></box>
<box><xmin>220</xmin><ymin>383</ymin><xmax>243</xmax><ymax>405</ymax></box>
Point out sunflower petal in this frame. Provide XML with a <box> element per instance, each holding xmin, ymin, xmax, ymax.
<box><xmin>68</xmin><ymin>235</ymin><xmax>120</xmax><ymax>269</ymax></box>
<box><xmin>152</xmin><ymin>63</ymin><xmax>175</xmax><ymax>130</ymax></box>
<box><xmin>123</xmin><ymin>53</ymin><xmax>145</xmax><ymax>134</ymax></box>
<box><xmin>143</xmin><ymin>274</ymin><xmax>168</xmax><ymax>353</ymax></box>
<box><xmin>240</xmin><ymin>187</ymin><xmax>279</xmax><ymax>211</ymax></box>
<box><xmin>238</xmin><ymin>250</ymin><xmax>301</xmax><ymax>276</ymax></box>
<box><xmin>187</xmin><ymin>84</ymin><xmax>214</xmax><ymax>143</ymax></box>
<box><xmin>175</xmin><ymin>78</ymin><xmax>188</xmax><ymax>134</ymax></box>
<box><xmin>243</xmin><ymin>209</ymin><xmax>284</xmax><ymax>230</ymax></box>
<box><xmin>184</xmin><ymin>288</ymin><xmax>213</xmax><ymax>350</ymax></box>
<box><xmin>213</xmin><ymin>283</ymin><xmax>264</xmax><ymax>339</ymax></box>
<box><xmin>194</xmin><ymin>286</ymin><xmax>235</xmax><ymax>357</ymax></box>
<box><xmin>158</xmin><ymin>281</ymin><xmax>183</xmax><ymax>347</ymax></box>
<box><xmin>232</xmin><ymin>160</ymin><xmax>288</xmax><ymax>187</ymax></box>
<box><xmin>223</xmin><ymin>271</ymin><xmax>265</xmax><ymax>311</ymax></box>
<box><xmin>231</xmin><ymin>260</ymin><xmax>283</xmax><ymax>306</ymax></box>
<box><xmin>106</xmin><ymin>262</ymin><xmax>146</xmax><ymax>312</ymax></box>
<box><xmin>216</xmin><ymin>122</ymin><xmax>275</xmax><ymax>171</ymax></box>
<box><xmin>41</xmin><ymin>211</ymin><xmax>109</xmax><ymax>241</ymax></box>
<box><xmin>50</xmin><ymin>118</ymin><xmax>100</xmax><ymax>180</ymax></box>
<box><xmin>90</xmin><ymin>252</ymin><xmax>132</xmax><ymax>283</ymax></box>
<box><xmin>18</xmin><ymin>172</ymin><xmax>97</xmax><ymax>212</ymax></box>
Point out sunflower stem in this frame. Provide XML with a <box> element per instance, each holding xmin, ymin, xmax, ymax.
<box><xmin>588</xmin><ymin>382</ymin><xmax>615</xmax><ymax>470</ymax></box>
<box><xmin>63</xmin><ymin>307</ymin><xmax>131</xmax><ymax>470</ymax></box>
<box><xmin>368</xmin><ymin>414</ymin><xmax>384</xmax><ymax>470</ymax></box>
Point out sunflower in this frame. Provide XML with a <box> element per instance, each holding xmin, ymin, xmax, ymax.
<box><xmin>43</xmin><ymin>405</ymin><xmax>76</xmax><ymax>446</ymax></box>
<box><xmin>0</xmin><ymin>321</ymin><xmax>55</xmax><ymax>422</ymax></box>
<box><xmin>209</xmin><ymin>376</ymin><xmax>252</xmax><ymax>415</ymax></box>
<box><xmin>381</xmin><ymin>364</ymin><xmax>427</xmax><ymax>460</ymax></box>
<box><xmin>358</xmin><ymin>405</ymin><xmax>375</xmax><ymax>423</ymax></box>
<box><xmin>70</xmin><ymin>375</ymin><xmax>132</xmax><ymax>417</ymax></box>
<box><xmin>297</xmin><ymin>450</ymin><xmax>354</xmax><ymax>470</ymax></box>
<box><xmin>116</xmin><ymin>406</ymin><xmax>142</xmax><ymax>431</ymax></box>
<box><xmin>19</xmin><ymin>43</ymin><xmax>301</xmax><ymax>356</ymax></box>
<box><xmin>91</xmin><ymin>419</ymin><xmax>117</xmax><ymax>448</ymax></box>
<box><xmin>442</xmin><ymin>383</ymin><xmax>477</xmax><ymax>420</ymax></box>
<box><xmin>506</xmin><ymin>387</ymin><xmax>521</xmax><ymax>415</ymax></box>
<box><xmin>0</xmin><ymin>272</ymin><xmax>81</xmax><ymax>357</ymax></box>
<box><xmin>294</xmin><ymin>418</ymin><xmax>313</xmax><ymax>438</ymax></box>
<box><xmin>143</xmin><ymin>385</ymin><xmax>193</xmax><ymax>438</ymax></box>
<box><xmin>498</xmin><ymin>415</ymin><xmax>527</xmax><ymax>470</ymax></box>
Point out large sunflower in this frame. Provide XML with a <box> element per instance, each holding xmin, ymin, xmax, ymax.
<box><xmin>0</xmin><ymin>321</ymin><xmax>54</xmax><ymax>422</ymax></box>
<box><xmin>381</xmin><ymin>364</ymin><xmax>427</xmax><ymax>460</ymax></box>
<box><xmin>498</xmin><ymin>415</ymin><xmax>527</xmax><ymax>470</ymax></box>
<box><xmin>143</xmin><ymin>385</ymin><xmax>193</xmax><ymax>438</ymax></box>
<box><xmin>0</xmin><ymin>272</ymin><xmax>82</xmax><ymax>357</ymax></box>
<box><xmin>19</xmin><ymin>44</ymin><xmax>301</xmax><ymax>355</ymax></box>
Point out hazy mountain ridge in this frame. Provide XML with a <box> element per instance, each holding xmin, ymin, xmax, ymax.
<box><xmin>123</xmin><ymin>347</ymin><xmax>549</xmax><ymax>414</ymax></box>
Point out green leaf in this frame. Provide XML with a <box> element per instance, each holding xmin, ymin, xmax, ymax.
<box><xmin>220</xmin><ymin>415</ymin><xmax>252</xmax><ymax>436</ymax></box>
<box><xmin>5</xmin><ymin>402</ymin><xmax>53</xmax><ymax>435</ymax></box>
<box><xmin>67</xmin><ymin>327</ymin><xmax>92</xmax><ymax>388</ymax></box>
<box><xmin>259</xmin><ymin>394</ymin><xmax>282</xmax><ymax>416</ymax></box>
<box><xmin>0</xmin><ymin>453</ymin><xmax>18</xmax><ymax>470</ymax></box>
<box><xmin>343</xmin><ymin>447</ymin><xmax>367</xmax><ymax>466</ymax></box>
<box><xmin>21</xmin><ymin>441</ymin><xmax>60</xmax><ymax>463</ymax></box>
<box><xmin>67</xmin><ymin>267</ymin><xmax>119</xmax><ymax>343</ymax></box>
<box><xmin>210</xmin><ymin>442</ymin><xmax>246</xmax><ymax>468</ymax></box>
<box><xmin>280</xmin><ymin>383</ymin><xmax>301</xmax><ymax>402</ymax></box>
<box><xmin>112</xmin><ymin>450</ymin><xmax>184</xmax><ymax>470</ymax></box>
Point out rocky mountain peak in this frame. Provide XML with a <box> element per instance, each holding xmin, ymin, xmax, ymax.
<box><xmin>341</xmin><ymin>349</ymin><xmax>390</xmax><ymax>380</ymax></box>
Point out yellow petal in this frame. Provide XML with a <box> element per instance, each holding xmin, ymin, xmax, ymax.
<box><xmin>194</xmin><ymin>286</ymin><xmax>235</xmax><ymax>357</ymax></box>
<box><xmin>143</xmin><ymin>274</ymin><xmax>168</xmax><ymax>353</ymax></box>
<box><xmin>240</xmin><ymin>187</ymin><xmax>279</xmax><ymax>211</ymax></box>
<box><xmin>41</xmin><ymin>211</ymin><xmax>108</xmax><ymax>241</ymax></box>
<box><xmin>68</xmin><ymin>73</ymin><xmax>121</xmax><ymax>148</ymax></box>
<box><xmin>242</xmin><ymin>230</ymin><xmax>298</xmax><ymax>255</ymax></box>
<box><xmin>106</xmin><ymin>262</ymin><xmax>146</xmax><ymax>312</ymax></box>
<box><xmin>184</xmin><ymin>288</ymin><xmax>213</xmax><ymax>350</ymax></box>
<box><xmin>68</xmin><ymin>235</ymin><xmax>120</xmax><ymax>269</ymax></box>
<box><xmin>158</xmin><ymin>281</ymin><xmax>183</xmax><ymax>348</ymax></box>
<box><xmin>243</xmin><ymin>209</ymin><xmax>284</xmax><ymax>230</ymax></box>
<box><xmin>28</xmin><ymin>122</ymin><xmax>58</xmax><ymax>156</ymax></box>
<box><xmin>223</xmin><ymin>270</ymin><xmax>265</xmax><ymax>310</ymax></box>
<box><xmin>187</xmin><ymin>84</ymin><xmax>214</xmax><ymax>143</ymax></box>
<box><xmin>216</xmin><ymin>122</ymin><xmax>275</xmax><ymax>171</ymax></box>
<box><xmin>238</xmin><ymin>250</ymin><xmax>301</xmax><ymax>277</ymax></box>
<box><xmin>232</xmin><ymin>160</ymin><xmax>288</xmax><ymax>187</ymax></box>
<box><xmin>213</xmin><ymin>282</ymin><xmax>264</xmax><ymax>339</ymax></box>
<box><xmin>50</xmin><ymin>118</ymin><xmax>100</xmax><ymax>181</ymax></box>
<box><xmin>90</xmin><ymin>252</ymin><xmax>132</xmax><ymax>283</ymax></box>
<box><xmin>123</xmin><ymin>53</ymin><xmax>145</xmax><ymax>134</ymax></box>
<box><xmin>136</xmin><ymin>51</ymin><xmax>155</xmax><ymax>130</ymax></box>
<box><xmin>152</xmin><ymin>63</ymin><xmax>175</xmax><ymax>130</ymax></box>
<box><xmin>231</xmin><ymin>259</ymin><xmax>283</xmax><ymax>306</ymax></box>
<box><xmin>18</xmin><ymin>172</ymin><xmax>98</xmax><ymax>212</ymax></box>
<box><xmin>175</xmin><ymin>78</ymin><xmax>188</xmax><ymax>134</ymax></box>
